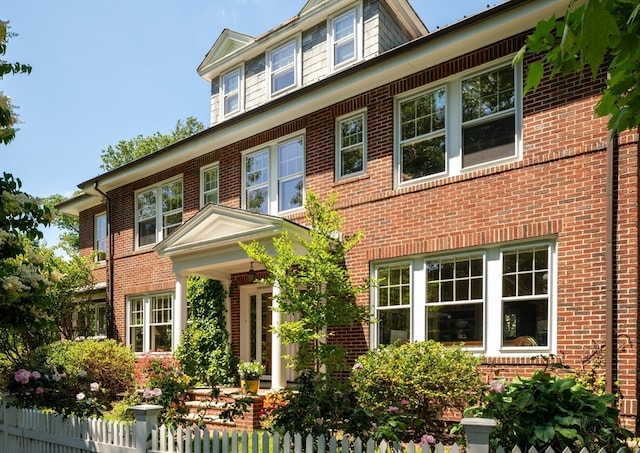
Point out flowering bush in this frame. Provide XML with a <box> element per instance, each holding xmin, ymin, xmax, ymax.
<box><xmin>465</xmin><ymin>371</ymin><xmax>632</xmax><ymax>451</ymax></box>
<box><xmin>259</xmin><ymin>389</ymin><xmax>292</xmax><ymax>430</ymax></box>
<box><xmin>9</xmin><ymin>365</ymin><xmax>106</xmax><ymax>417</ymax></box>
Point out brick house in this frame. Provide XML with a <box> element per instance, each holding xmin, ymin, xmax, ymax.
<box><xmin>59</xmin><ymin>0</ymin><xmax>640</xmax><ymax>429</ymax></box>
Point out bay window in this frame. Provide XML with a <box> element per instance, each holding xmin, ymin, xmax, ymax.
<box><xmin>372</xmin><ymin>241</ymin><xmax>555</xmax><ymax>354</ymax></box>
<box><xmin>136</xmin><ymin>178</ymin><xmax>183</xmax><ymax>247</ymax></box>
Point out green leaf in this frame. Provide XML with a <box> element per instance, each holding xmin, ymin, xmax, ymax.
<box><xmin>523</xmin><ymin>61</ymin><xmax>544</xmax><ymax>95</ymax></box>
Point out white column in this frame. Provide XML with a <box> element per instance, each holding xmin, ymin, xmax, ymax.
<box><xmin>172</xmin><ymin>274</ymin><xmax>187</xmax><ymax>351</ymax></box>
<box><xmin>271</xmin><ymin>282</ymin><xmax>286</xmax><ymax>389</ymax></box>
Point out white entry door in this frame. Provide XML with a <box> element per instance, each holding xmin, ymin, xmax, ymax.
<box><xmin>240</xmin><ymin>286</ymin><xmax>273</xmax><ymax>375</ymax></box>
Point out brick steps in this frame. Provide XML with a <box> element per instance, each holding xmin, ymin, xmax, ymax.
<box><xmin>185</xmin><ymin>387</ymin><xmax>266</xmax><ymax>431</ymax></box>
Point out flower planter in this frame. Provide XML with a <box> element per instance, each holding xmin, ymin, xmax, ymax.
<box><xmin>240</xmin><ymin>379</ymin><xmax>259</xmax><ymax>395</ymax></box>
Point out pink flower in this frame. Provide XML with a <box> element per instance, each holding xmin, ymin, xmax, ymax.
<box><xmin>489</xmin><ymin>380</ymin><xmax>505</xmax><ymax>393</ymax></box>
<box><xmin>90</xmin><ymin>382</ymin><xmax>100</xmax><ymax>392</ymax></box>
<box><xmin>420</xmin><ymin>434</ymin><xmax>436</xmax><ymax>446</ymax></box>
<box><xmin>30</xmin><ymin>371</ymin><xmax>41</xmax><ymax>380</ymax></box>
<box><xmin>400</xmin><ymin>399</ymin><xmax>409</xmax><ymax>406</ymax></box>
<box><xmin>35</xmin><ymin>387</ymin><xmax>44</xmax><ymax>395</ymax></box>
<box><xmin>315</xmin><ymin>418</ymin><xmax>323</xmax><ymax>425</ymax></box>
<box><xmin>352</xmin><ymin>362</ymin><xmax>363</xmax><ymax>371</ymax></box>
<box><xmin>387</xmin><ymin>405</ymin><xmax>399</xmax><ymax>413</ymax></box>
<box><xmin>14</xmin><ymin>369</ymin><xmax>30</xmax><ymax>384</ymax></box>
<box><xmin>76</xmin><ymin>392</ymin><xmax>86</xmax><ymax>401</ymax></box>
<box><xmin>143</xmin><ymin>387</ymin><xmax>163</xmax><ymax>400</ymax></box>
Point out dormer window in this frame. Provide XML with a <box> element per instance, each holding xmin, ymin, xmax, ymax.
<box><xmin>268</xmin><ymin>39</ymin><xmax>300</xmax><ymax>97</ymax></box>
<box><xmin>221</xmin><ymin>67</ymin><xmax>243</xmax><ymax>117</ymax></box>
<box><xmin>329</xmin><ymin>6</ymin><xmax>362</xmax><ymax>70</ymax></box>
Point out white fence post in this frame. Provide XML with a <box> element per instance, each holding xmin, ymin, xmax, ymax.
<box><xmin>461</xmin><ymin>417</ymin><xmax>497</xmax><ymax>453</ymax></box>
<box><xmin>130</xmin><ymin>404</ymin><xmax>163</xmax><ymax>453</ymax></box>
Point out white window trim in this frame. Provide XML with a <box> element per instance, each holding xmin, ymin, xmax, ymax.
<box><xmin>328</xmin><ymin>4</ymin><xmax>363</xmax><ymax>72</ymax></box>
<box><xmin>371</xmin><ymin>239</ymin><xmax>556</xmax><ymax>357</ymax></box>
<box><xmin>94</xmin><ymin>212</ymin><xmax>107</xmax><ymax>262</ymax></box>
<box><xmin>267</xmin><ymin>36</ymin><xmax>301</xmax><ymax>99</ymax></box>
<box><xmin>394</xmin><ymin>58</ymin><xmax>523</xmax><ymax>189</ymax></box>
<box><xmin>200</xmin><ymin>162</ymin><xmax>220</xmax><ymax>208</ymax></box>
<box><xmin>134</xmin><ymin>175</ymin><xmax>183</xmax><ymax>249</ymax></box>
<box><xmin>335</xmin><ymin>109</ymin><xmax>367</xmax><ymax>181</ymax></box>
<box><xmin>241</xmin><ymin>131</ymin><xmax>306</xmax><ymax>215</ymax></box>
<box><xmin>126</xmin><ymin>292</ymin><xmax>174</xmax><ymax>353</ymax></box>
<box><xmin>220</xmin><ymin>66</ymin><xmax>244</xmax><ymax>118</ymax></box>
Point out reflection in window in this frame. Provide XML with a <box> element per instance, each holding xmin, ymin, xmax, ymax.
<box><xmin>376</xmin><ymin>265</ymin><xmax>411</xmax><ymax>345</ymax></box>
<box><xmin>337</xmin><ymin>112</ymin><xmax>366</xmax><ymax>179</ymax></box>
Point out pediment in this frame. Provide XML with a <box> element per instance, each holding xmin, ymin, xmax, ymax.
<box><xmin>197</xmin><ymin>29</ymin><xmax>255</xmax><ymax>76</ymax></box>
<box><xmin>299</xmin><ymin>0</ymin><xmax>329</xmax><ymax>16</ymax></box>
<box><xmin>154</xmin><ymin>204</ymin><xmax>308</xmax><ymax>257</ymax></box>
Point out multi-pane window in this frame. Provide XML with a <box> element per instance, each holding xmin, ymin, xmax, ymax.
<box><xmin>222</xmin><ymin>68</ymin><xmax>242</xmax><ymax>117</ymax></box>
<box><xmin>269</xmin><ymin>40</ymin><xmax>297</xmax><ymax>96</ymax></box>
<box><xmin>127</xmin><ymin>293</ymin><xmax>173</xmax><ymax>353</ymax></box>
<box><xmin>462</xmin><ymin>66</ymin><xmax>515</xmax><ymax>167</ymax></box>
<box><xmin>243</xmin><ymin>135</ymin><xmax>305</xmax><ymax>214</ymax></box>
<box><xmin>502</xmin><ymin>246</ymin><xmax>550</xmax><ymax>347</ymax></box>
<box><xmin>136</xmin><ymin>178</ymin><xmax>183</xmax><ymax>247</ymax></box>
<box><xmin>373</xmin><ymin>242</ymin><xmax>553</xmax><ymax>354</ymax></box>
<box><xmin>330</xmin><ymin>8</ymin><xmax>359</xmax><ymax>68</ymax></box>
<box><xmin>426</xmin><ymin>256</ymin><xmax>484</xmax><ymax>344</ymax></box>
<box><xmin>375</xmin><ymin>265</ymin><xmax>411</xmax><ymax>346</ymax></box>
<box><xmin>94</xmin><ymin>213</ymin><xmax>107</xmax><ymax>261</ymax></box>
<box><xmin>399</xmin><ymin>88</ymin><xmax>446</xmax><ymax>182</ymax></box>
<box><xmin>336</xmin><ymin>112</ymin><xmax>366</xmax><ymax>179</ymax></box>
<box><xmin>201</xmin><ymin>164</ymin><xmax>220</xmax><ymax>206</ymax></box>
<box><xmin>396</xmin><ymin>63</ymin><xmax>520</xmax><ymax>186</ymax></box>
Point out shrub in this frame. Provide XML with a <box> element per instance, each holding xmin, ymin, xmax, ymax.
<box><xmin>466</xmin><ymin>371</ymin><xmax>632</xmax><ymax>451</ymax></box>
<box><xmin>350</xmin><ymin>340</ymin><xmax>483</xmax><ymax>440</ymax></box>
<box><xmin>175</xmin><ymin>277</ymin><xmax>237</xmax><ymax>386</ymax></box>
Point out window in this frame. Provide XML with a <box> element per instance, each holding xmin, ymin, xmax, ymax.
<box><xmin>243</xmin><ymin>135</ymin><xmax>305</xmax><ymax>214</ymax></box>
<box><xmin>201</xmin><ymin>163</ymin><xmax>220</xmax><ymax>206</ymax></box>
<box><xmin>136</xmin><ymin>178</ymin><xmax>183</xmax><ymax>247</ymax></box>
<box><xmin>268</xmin><ymin>39</ymin><xmax>299</xmax><ymax>97</ymax></box>
<box><xmin>127</xmin><ymin>293</ymin><xmax>173</xmax><ymax>353</ymax></box>
<box><xmin>94</xmin><ymin>213</ymin><xmax>107</xmax><ymax>261</ymax></box>
<box><xmin>329</xmin><ymin>6</ymin><xmax>362</xmax><ymax>70</ymax></box>
<box><xmin>336</xmin><ymin>111</ymin><xmax>366</xmax><ymax>179</ymax></box>
<box><xmin>395</xmin><ymin>62</ymin><xmax>521</xmax><ymax>187</ymax></box>
<box><xmin>221</xmin><ymin>67</ymin><xmax>243</xmax><ymax>117</ymax></box>
<box><xmin>372</xmin><ymin>241</ymin><xmax>554</xmax><ymax>354</ymax></box>
<box><xmin>74</xmin><ymin>302</ymin><xmax>107</xmax><ymax>339</ymax></box>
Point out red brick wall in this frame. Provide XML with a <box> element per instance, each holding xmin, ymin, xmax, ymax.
<box><xmin>77</xmin><ymin>32</ymin><xmax>639</xmax><ymax>427</ymax></box>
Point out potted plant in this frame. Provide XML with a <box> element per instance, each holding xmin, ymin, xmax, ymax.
<box><xmin>238</xmin><ymin>360</ymin><xmax>265</xmax><ymax>395</ymax></box>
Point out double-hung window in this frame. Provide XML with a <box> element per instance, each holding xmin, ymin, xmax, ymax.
<box><xmin>336</xmin><ymin>111</ymin><xmax>366</xmax><ymax>179</ymax></box>
<box><xmin>136</xmin><ymin>178</ymin><xmax>183</xmax><ymax>247</ymax></box>
<box><xmin>244</xmin><ymin>135</ymin><xmax>305</xmax><ymax>214</ymax></box>
<box><xmin>94</xmin><ymin>213</ymin><xmax>107</xmax><ymax>261</ymax></box>
<box><xmin>268</xmin><ymin>39</ymin><xmax>299</xmax><ymax>97</ymax></box>
<box><xmin>329</xmin><ymin>6</ymin><xmax>362</xmax><ymax>70</ymax></box>
<box><xmin>221</xmin><ymin>67</ymin><xmax>243</xmax><ymax>117</ymax></box>
<box><xmin>395</xmin><ymin>62</ymin><xmax>521</xmax><ymax>187</ymax></box>
<box><xmin>127</xmin><ymin>293</ymin><xmax>173</xmax><ymax>353</ymax></box>
<box><xmin>373</xmin><ymin>241</ymin><xmax>554</xmax><ymax>354</ymax></box>
<box><xmin>201</xmin><ymin>163</ymin><xmax>220</xmax><ymax>206</ymax></box>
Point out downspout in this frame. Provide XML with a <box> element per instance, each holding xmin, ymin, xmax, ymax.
<box><xmin>605</xmin><ymin>128</ymin><xmax>617</xmax><ymax>395</ymax></box>
<box><xmin>94</xmin><ymin>182</ymin><xmax>114</xmax><ymax>339</ymax></box>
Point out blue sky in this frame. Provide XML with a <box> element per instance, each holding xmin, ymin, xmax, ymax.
<box><xmin>2</xmin><ymin>0</ymin><xmax>495</xmax><ymax>242</ymax></box>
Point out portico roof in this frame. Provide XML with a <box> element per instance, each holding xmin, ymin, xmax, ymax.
<box><xmin>154</xmin><ymin>204</ymin><xmax>309</xmax><ymax>281</ymax></box>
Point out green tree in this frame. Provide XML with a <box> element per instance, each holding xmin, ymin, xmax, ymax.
<box><xmin>516</xmin><ymin>0</ymin><xmax>640</xmax><ymax>132</ymax></box>
<box><xmin>43</xmin><ymin>193</ymin><xmax>81</xmax><ymax>251</ymax></box>
<box><xmin>240</xmin><ymin>191</ymin><xmax>371</xmax><ymax>375</ymax></box>
<box><xmin>1</xmin><ymin>20</ymin><xmax>32</xmax><ymax>145</ymax></box>
<box><xmin>99</xmin><ymin>116</ymin><xmax>204</xmax><ymax>171</ymax></box>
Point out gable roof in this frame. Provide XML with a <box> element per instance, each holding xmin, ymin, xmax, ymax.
<box><xmin>196</xmin><ymin>29</ymin><xmax>255</xmax><ymax>75</ymax></box>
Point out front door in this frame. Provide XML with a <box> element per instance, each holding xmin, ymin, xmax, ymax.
<box><xmin>240</xmin><ymin>287</ymin><xmax>272</xmax><ymax>375</ymax></box>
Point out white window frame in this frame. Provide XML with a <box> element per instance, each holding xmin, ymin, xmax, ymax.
<box><xmin>371</xmin><ymin>239</ymin><xmax>556</xmax><ymax>356</ymax></box>
<box><xmin>242</xmin><ymin>133</ymin><xmax>305</xmax><ymax>215</ymax></box>
<box><xmin>394</xmin><ymin>59</ymin><xmax>523</xmax><ymax>189</ymax></box>
<box><xmin>328</xmin><ymin>4</ymin><xmax>363</xmax><ymax>71</ymax></box>
<box><xmin>220</xmin><ymin>66</ymin><xmax>243</xmax><ymax>118</ymax></box>
<box><xmin>94</xmin><ymin>213</ymin><xmax>107</xmax><ymax>262</ymax></box>
<box><xmin>126</xmin><ymin>292</ymin><xmax>174</xmax><ymax>353</ymax></box>
<box><xmin>336</xmin><ymin>110</ymin><xmax>367</xmax><ymax>180</ymax></box>
<box><xmin>267</xmin><ymin>37</ymin><xmax>301</xmax><ymax>98</ymax></box>
<box><xmin>135</xmin><ymin>176</ymin><xmax>183</xmax><ymax>248</ymax></box>
<box><xmin>201</xmin><ymin>162</ymin><xmax>220</xmax><ymax>207</ymax></box>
